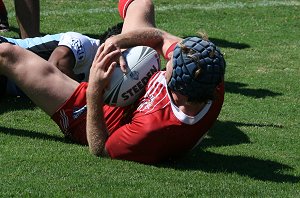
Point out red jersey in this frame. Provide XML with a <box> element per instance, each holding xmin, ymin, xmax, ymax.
<box><xmin>52</xmin><ymin>71</ymin><xmax>224</xmax><ymax>164</ymax></box>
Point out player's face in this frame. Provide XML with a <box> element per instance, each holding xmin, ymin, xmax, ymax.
<box><xmin>165</xmin><ymin>55</ymin><xmax>173</xmax><ymax>84</ymax></box>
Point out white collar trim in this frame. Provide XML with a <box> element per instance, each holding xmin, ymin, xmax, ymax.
<box><xmin>164</xmin><ymin>78</ymin><xmax>212</xmax><ymax>125</ymax></box>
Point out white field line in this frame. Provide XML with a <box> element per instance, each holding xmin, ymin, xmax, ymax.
<box><xmin>8</xmin><ymin>0</ymin><xmax>299</xmax><ymax>17</ymax></box>
<box><xmin>156</xmin><ymin>1</ymin><xmax>300</xmax><ymax>11</ymax></box>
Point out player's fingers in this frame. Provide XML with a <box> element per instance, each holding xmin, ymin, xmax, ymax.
<box><xmin>104</xmin><ymin>42</ymin><xmax>117</xmax><ymax>53</ymax></box>
<box><xmin>93</xmin><ymin>43</ymin><xmax>117</xmax><ymax>66</ymax></box>
<box><xmin>101</xmin><ymin>49</ymin><xmax>121</xmax><ymax>71</ymax></box>
<box><xmin>107</xmin><ymin>62</ymin><xmax>117</xmax><ymax>76</ymax></box>
<box><xmin>119</xmin><ymin>54</ymin><xmax>127</xmax><ymax>73</ymax></box>
<box><xmin>103</xmin><ymin>61</ymin><xmax>117</xmax><ymax>90</ymax></box>
<box><xmin>96</xmin><ymin>42</ymin><xmax>116</xmax><ymax>63</ymax></box>
<box><xmin>93</xmin><ymin>43</ymin><xmax>105</xmax><ymax>65</ymax></box>
<box><xmin>97</xmin><ymin>43</ymin><xmax>105</xmax><ymax>58</ymax></box>
<box><xmin>111</xmin><ymin>45</ymin><xmax>127</xmax><ymax>73</ymax></box>
<box><xmin>99</xmin><ymin>43</ymin><xmax>118</xmax><ymax>63</ymax></box>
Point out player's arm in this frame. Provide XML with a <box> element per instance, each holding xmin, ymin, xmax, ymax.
<box><xmin>86</xmin><ymin>43</ymin><xmax>120</xmax><ymax>157</ymax></box>
<box><xmin>105</xmin><ymin>27</ymin><xmax>182</xmax><ymax>59</ymax></box>
<box><xmin>48</xmin><ymin>46</ymin><xmax>78</xmax><ymax>80</ymax></box>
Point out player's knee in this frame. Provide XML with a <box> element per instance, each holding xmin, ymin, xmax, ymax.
<box><xmin>0</xmin><ymin>43</ymin><xmax>15</xmax><ymax>57</ymax></box>
<box><xmin>138</xmin><ymin>0</ymin><xmax>154</xmax><ymax>14</ymax></box>
<box><xmin>0</xmin><ymin>43</ymin><xmax>20</xmax><ymax>66</ymax></box>
<box><xmin>0</xmin><ymin>43</ymin><xmax>16</xmax><ymax>74</ymax></box>
<box><xmin>142</xmin><ymin>0</ymin><xmax>154</xmax><ymax>10</ymax></box>
<box><xmin>143</xmin><ymin>0</ymin><xmax>155</xmax><ymax>17</ymax></box>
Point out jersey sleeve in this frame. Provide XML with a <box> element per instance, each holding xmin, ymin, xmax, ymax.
<box><xmin>105</xmin><ymin>120</ymin><xmax>158</xmax><ymax>164</ymax></box>
<box><xmin>105</xmin><ymin>115</ymin><xmax>181</xmax><ymax>164</ymax></box>
<box><xmin>163</xmin><ymin>42</ymin><xmax>178</xmax><ymax>60</ymax></box>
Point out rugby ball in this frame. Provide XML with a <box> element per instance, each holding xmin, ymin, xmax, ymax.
<box><xmin>104</xmin><ymin>46</ymin><xmax>160</xmax><ymax>107</ymax></box>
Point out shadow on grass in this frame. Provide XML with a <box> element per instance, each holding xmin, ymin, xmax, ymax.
<box><xmin>182</xmin><ymin>35</ymin><xmax>250</xmax><ymax>50</ymax></box>
<box><xmin>0</xmin><ymin>126</ymin><xmax>74</xmax><ymax>145</ymax></box>
<box><xmin>201</xmin><ymin>120</ymin><xmax>250</xmax><ymax>148</ymax></box>
<box><xmin>225</xmin><ymin>81</ymin><xmax>283</xmax><ymax>99</ymax></box>
<box><xmin>0</xmin><ymin>96</ymin><xmax>35</xmax><ymax>114</ymax></box>
<box><xmin>167</xmin><ymin>150</ymin><xmax>300</xmax><ymax>184</ymax></box>
<box><xmin>202</xmin><ymin>120</ymin><xmax>283</xmax><ymax>148</ymax></box>
<box><xmin>160</xmin><ymin>120</ymin><xmax>298</xmax><ymax>183</ymax></box>
<box><xmin>210</xmin><ymin>37</ymin><xmax>250</xmax><ymax>49</ymax></box>
<box><xmin>0</xmin><ymin>98</ymin><xmax>71</xmax><ymax>144</ymax></box>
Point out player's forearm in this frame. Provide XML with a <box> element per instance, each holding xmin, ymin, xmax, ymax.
<box><xmin>86</xmin><ymin>86</ymin><xmax>108</xmax><ymax>157</ymax></box>
<box><xmin>48</xmin><ymin>46</ymin><xmax>77</xmax><ymax>80</ymax></box>
<box><xmin>106</xmin><ymin>27</ymin><xmax>181</xmax><ymax>57</ymax></box>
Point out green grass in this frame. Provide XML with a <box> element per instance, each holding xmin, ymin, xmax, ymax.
<box><xmin>1</xmin><ymin>0</ymin><xmax>299</xmax><ymax>197</ymax></box>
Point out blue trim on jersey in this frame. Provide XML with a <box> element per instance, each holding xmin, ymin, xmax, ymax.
<box><xmin>2</xmin><ymin>33</ymin><xmax>64</xmax><ymax>49</ymax></box>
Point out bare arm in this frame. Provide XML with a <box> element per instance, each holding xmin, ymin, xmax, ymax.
<box><xmin>48</xmin><ymin>46</ymin><xmax>77</xmax><ymax>80</ymax></box>
<box><xmin>105</xmin><ymin>27</ymin><xmax>182</xmax><ymax>58</ymax></box>
<box><xmin>86</xmin><ymin>85</ymin><xmax>108</xmax><ymax>156</ymax></box>
<box><xmin>86</xmin><ymin>43</ymin><xmax>120</xmax><ymax>156</ymax></box>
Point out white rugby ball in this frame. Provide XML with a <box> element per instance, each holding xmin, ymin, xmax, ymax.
<box><xmin>104</xmin><ymin>46</ymin><xmax>160</xmax><ymax>107</ymax></box>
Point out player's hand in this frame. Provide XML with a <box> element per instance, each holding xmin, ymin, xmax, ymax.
<box><xmin>118</xmin><ymin>53</ymin><xmax>127</xmax><ymax>73</ymax></box>
<box><xmin>104</xmin><ymin>37</ymin><xmax>128</xmax><ymax>73</ymax></box>
<box><xmin>88</xmin><ymin>43</ymin><xmax>121</xmax><ymax>95</ymax></box>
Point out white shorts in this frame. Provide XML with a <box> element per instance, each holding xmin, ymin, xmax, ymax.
<box><xmin>58</xmin><ymin>32</ymin><xmax>101</xmax><ymax>82</ymax></box>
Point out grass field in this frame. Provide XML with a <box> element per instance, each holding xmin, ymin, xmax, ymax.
<box><xmin>0</xmin><ymin>0</ymin><xmax>299</xmax><ymax>197</ymax></box>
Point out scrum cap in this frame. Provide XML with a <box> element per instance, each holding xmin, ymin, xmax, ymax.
<box><xmin>168</xmin><ymin>37</ymin><xmax>225</xmax><ymax>101</ymax></box>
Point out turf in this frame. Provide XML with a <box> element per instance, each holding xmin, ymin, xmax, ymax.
<box><xmin>0</xmin><ymin>0</ymin><xmax>299</xmax><ymax>197</ymax></box>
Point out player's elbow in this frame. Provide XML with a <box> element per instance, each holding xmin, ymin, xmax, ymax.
<box><xmin>89</xmin><ymin>145</ymin><xmax>102</xmax><ymax>157</ymax></box>
<box><xmin>89</xmin><ymin>143</ymin><xmax>109</xmax><ymax>158</ymax></box>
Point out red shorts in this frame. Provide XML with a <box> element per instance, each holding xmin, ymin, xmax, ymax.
<box><xmin>51</xmin><ymin>82</ymin><xmax>131</xmax><ymax>145</ymax></box>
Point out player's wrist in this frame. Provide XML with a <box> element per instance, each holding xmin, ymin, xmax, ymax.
<box><xmin>105</xmin><ymin>36</ymin><xmax>120</xmax><ymax>50</ymax></box>
<box><xmin>86</xmin><ymin>84</ymin><xmax>105</xmax><ymax>102</ymax></box>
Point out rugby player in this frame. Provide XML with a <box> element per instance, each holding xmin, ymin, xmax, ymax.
<box><xmin>0</xmin><ymin>0</ymin><xmax>225</xmax><ymax>164</ymax></box>
<box><xmin>0</xmin><ymin>23</ymin><xmax>123</xmax><ymax>96</ymax></box>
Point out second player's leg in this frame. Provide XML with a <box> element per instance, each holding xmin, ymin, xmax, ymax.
<box><xmin>0</xmin><ymin>43</ymin><xmax>78</xmax><ymax>116</ymax></box>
